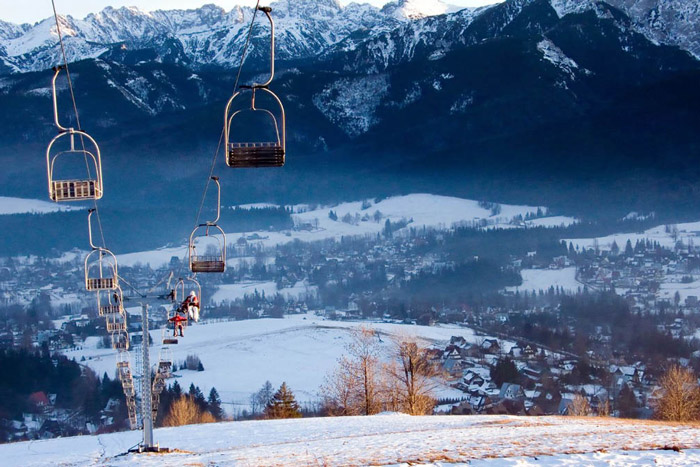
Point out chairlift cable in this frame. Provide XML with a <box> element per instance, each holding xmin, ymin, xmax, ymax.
<box><xmin>117</xmin><ymin>274</ymin><xmax>146</xmax><ymax>299</ymax></box>
<box><xmin>175</xmin><ymin>0</ymin><xmax>262</xmax><ymax>278</ymax></box>
<box><xmin>50</xmin><ymin>0</ymin><xmax>108</xmax><ymax>250</ymax></box>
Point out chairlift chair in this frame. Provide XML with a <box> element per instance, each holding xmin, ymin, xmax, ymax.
<box><xmin>106</xmin><ymin>312</ymin><xmax>127</xmax><ymax>333</ymax></box>
<box><xmin>112</xmin><ymin>331</ymin><xmax>130</xmax><ymax>350</ymax></box>
<box><xmin>224</xmin><ymin>6</ymin><xmax>286</xmax><ymax>168</ymax></box>
<box><xmin>98</xmin><ymin>287</ymin><xmax>124</xmax><ymax>316</ymax></box>
<box><xmin>84</xmin><ymin>209</ymin><xmax>118</xmax><ymax>291</ymax></box>
<box><xmin>175</xmin><ymin>276</ymin><xmax>202</xmax><ymax>322</ymax></box>
<box><xmin>189</xmin><ymin>177</ymin><xmax>226</xmax><ymax>273</ymax></box>
<box><xmin>46</xmin><ymin>66</ymin><xmax>103</xmax><ymax>201</ymax></box>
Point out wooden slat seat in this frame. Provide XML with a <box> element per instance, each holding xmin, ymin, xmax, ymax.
<box><xmin>106</xmin><ymin>322</ymin><xmax>127</xmax><ymax>332</ymax></box>
<box><xmin>228</xmin><ymin>142</ymin><xmax>285</xmax><ymax>168</ymax></box>
<box><xmin>191</xmin><ymin>256</ymin><xmax>225</xmax><ymax>273</ymax></box>
<box><xmin>86</xmin><ymin>277</ymin><xmax>116</xmax><ymax>290</ymax></box>
<box><xmin>52</xmin><ymin>179</ymin><xmax>99</xmax><ymax>201</ymax></box>
<box><xmin>99</xmin><ymin>305</ymin><xmax>122</xmax><ymax>316</ymax></box>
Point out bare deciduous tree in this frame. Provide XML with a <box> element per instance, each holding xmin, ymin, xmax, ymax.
<box><xmin>321</xmin><ymin>356</ymin><xmax>358</xmax><ymax>415</ymax></box>
<box><xmin>162</xmin><ymin>395</ymin><xmax>216</xmax><ymax>427</ymax></box>
<box><xmin>386</xmin><ymin>336</ymin><xmax>442</xmax><ymax>415</ymax></box>
<box><xmin>321</xmin><ymin>326</ymin><xmax>384</xmax><ymax>415</ymax></box>
<box><xmin>655</xmin><ymin>365</ymin><xmax>700</xmax><ymax>422</ymax></box>
<box><xmin>568</xmin><ymin>393</ymin><xmax>591</xmax><ymax>416</ymax></box>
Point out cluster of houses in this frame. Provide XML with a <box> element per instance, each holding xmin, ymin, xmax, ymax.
<box><xmin>432</xmin><ymin>335</ymin><xmax>660</xmax><ymax>419</ymax></box>
<box><xmin>3</xmin><ymin>390</ymin><xmax>123</xmax><ymax>442</ymax></box>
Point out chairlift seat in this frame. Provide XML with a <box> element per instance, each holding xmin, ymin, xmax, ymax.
<box><xmin>51</xmin><ymin>179</ymin><xmax>100</xmax><ymax>201</ymax></box>
<box><xmin>162</xmin><ymin>338</ymin><xmax>178</xmax><ymax>345</ymax></box>
<box><xmin>106</xmin><ymin>322</ymin><xmax>127</xmax><ymax>332</ymax></box>
<box><xmin>228</xmin><ymin>142</ymin><xmax>285</xmax><ymax>168</ymax></box>
<box><xmin>190</xmin><ymin>256</ymin><xmax>226</xmax><ymax>273</ymax></box>
<box><xmin>99</xmin><ymin>305</ymin><xmax>122</xmax><ymax>316</ymax></box>
<box><xmin>87</xmin><ymin>277</ymin><xmax>116</xmax><ymax>291</ymax></box>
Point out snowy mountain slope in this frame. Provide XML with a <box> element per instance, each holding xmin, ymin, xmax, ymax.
<box><xmin>0</xmin><ymin>0</ymin><xmax>401</xmax><ymax>74</ymax></box>
<box><xmin>382</xmin><ymin>0</ymin><xmax>462</xmax><ymax>19</ymax></box>
<box><xmin>550</xmin><ymin>0</ymin><xmax>700</xmax><ymax>59</ymax></box>
<box><xmin>1</xmin><ymin>0</ymin><xmax>698</xmax><ymax>76</ymax></box>
<box><xmin>1</xmin><ymin>414</ymin><xmax>699</xmax><ymax>466</ymax></box>
<box><xmin>113</xmin><ymin>194</ymin><xmax>549</xmax><ymax>269</ymax></box>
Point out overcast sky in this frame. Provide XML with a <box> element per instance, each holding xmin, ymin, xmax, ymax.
<box><xmin>3</xmin><ymin>1</ymin><xmax>504</xmax><ymax>25</ymax></box>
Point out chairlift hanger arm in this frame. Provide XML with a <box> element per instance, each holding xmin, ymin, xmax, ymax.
<box><xmin>51</xmin><ymin>65</ymin><xmax>70</xmax><ymax>132</ymax></box>
<box><xmin>87</xmin><ymin>208</ymin><xmax>98</xmax><ymax>250</ymax></box>
<box><xmin>252</xmin><ymin>6</ymin><xmax>275</xmax><ymax>89</ymax></box>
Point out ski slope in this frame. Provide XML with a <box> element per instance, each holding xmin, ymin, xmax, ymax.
<box><xmin>64</xmin><ymin>313</ymin><xmax>488</xmax><ymax>413</ymax></box>
<box><xmin>2</xmin><ymin>414</ymin><xmax>699</xmax><ymax>466</ymax></box>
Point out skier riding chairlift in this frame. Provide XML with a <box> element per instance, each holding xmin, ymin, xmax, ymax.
<box><xmin>169</xmin><ymin>309</ymin><xmax>187</xmax><ymax>337</ymax></box>
<box><xmin>182</xmin><ymin>291</ymin><xmax>200</xmax><ymax>322</ymax></box>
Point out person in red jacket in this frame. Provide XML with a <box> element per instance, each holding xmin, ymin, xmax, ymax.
<box><xmin>169</xmin><ymin>310</ymin><xmax>187</xmax><ymax>337</ymax></box>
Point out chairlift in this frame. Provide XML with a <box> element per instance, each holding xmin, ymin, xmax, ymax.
<box><xmin>175</xmin><ymin>276</ymin><xmax>202</xmax><ymax>322</ymax></box>
<box><xmin>106</xmin><ymin>311</ymin><xmax>127</xmax><ymax>333</ymax></box>
<box><xmin>84</xmin><ymin>209</ymin><xmax>118</xmax><ymax>291</ymax></box>
<box><xmin>98</xmin><ymin>287</ymin><xmax>124</xmax><ymax>316</ymax></box>
<box><xmin>111</xmin><ymin>331</ymin><xmax>130</xmax><ymax>350</ymax></box>
<box><xmin>46</xmin><ymin>66</ymin><xmax>103</xmax><ymax>201</ymax></box>
<box><xmin>189</xmin><ymin>177</ymin><xmax>226</xmax><ymax>273</ymax></box>
<box><xmin>224</xmin><ymin>6</ymin><xmax>286</xmax><ymax>168</ymax></box>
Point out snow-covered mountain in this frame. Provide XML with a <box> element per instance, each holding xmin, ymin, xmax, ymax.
<box><xmin>0</xmin><ymin>0</ymin><xmax>697</xmax><ymax>75</ymax></box>
<box><xmin>0</xmin><ymin>0</ymin><xmax>399</xmax><ymax>73</ymax></box>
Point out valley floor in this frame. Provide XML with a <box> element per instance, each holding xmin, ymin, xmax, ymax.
<box><xmin>3</xmin><ymin>414</ymin><xmax>699</xmax><ymax>466</ymax></box>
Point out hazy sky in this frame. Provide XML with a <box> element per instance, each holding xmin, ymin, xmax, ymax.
<box><xmin>3</xmin><ymin>1</ymin><xmax>504</xmax><ymax>25</ymax></box>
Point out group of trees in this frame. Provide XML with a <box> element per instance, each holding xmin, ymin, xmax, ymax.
<box><xmin>156</xmin><ymin>382</ymin><xmax>223</xmax><ymax>427</ymax></box>
<box><xmin>249</xmin><ymin>380</ymin><xmax>302</xmax><ymax>419</ymax></box>
<box><xmin>322</xmin><ymin>327</ymin><xmax>442</xmax><ymax>416</ymax></box>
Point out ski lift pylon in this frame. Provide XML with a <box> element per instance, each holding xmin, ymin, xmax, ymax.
<box><xmin>224</xmin><ymin>6</ymin><xmax>286</xmax><ymax>168</ymax></box>
<box><xmin>189</xmin><ymin>177</ymin><xmax>226</xmax><ymax>273</ymax></box>
<box><xmin>46</xmin><ymin>66</ymin><xmax>104</xmax><ymax>201</ymax></box>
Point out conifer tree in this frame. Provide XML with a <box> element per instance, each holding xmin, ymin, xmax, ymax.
<box><xmin>264</xmin><ymin>382</ymin><xmax>302</xmax><ymax>419</ymax></box>
<box><xmin>208</xmin><ymin>387</ymin><xmax>224</xmax><ymax>420</ymax></box>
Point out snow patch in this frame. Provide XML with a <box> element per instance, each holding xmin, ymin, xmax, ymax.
<box><xmin>537</xmin><ymin>38</ymin><xmax>579</xmax><ymax>77</ymax></box>
<box><xmin>312</xmin><ymin>74</ymin><xmax>390</xmax><ymax>137</ymax></box>
<box><xmin>0</xmin><ymin>196</ymin><xmax>76</xmax><ymax>215</ymax></box>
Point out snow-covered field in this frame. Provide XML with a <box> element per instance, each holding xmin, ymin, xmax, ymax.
<box><xmin>0</xmin><ymin>196</ymin><xmax>76</xmax><ymax>215</ymax></box>
<box><xmin>506</xmin><ymin>267</ymin><xmax>582</xmax><ymax>294</ymax></box>
<box><xmin>566</xmin><ymin>221</ymin><xmax>700</xmax><ymax>252</ymax></box>
<box><xmin>211</xmin><ymin>280</ymin><xmax>318</xmax><ymax>304</ymax></box>
<box><xmin>2</xmin><ymin>414</ymin><xmax>699</xmax><ymax>466</ymax></box>
<box><xmin>116</xmin><ymin>194</ymin><xmax>565</xmax><ymax>270</ymax></box>
<box><xmin>63</xmin><ymin>313</ymin><xmax>490</xmax><ymax>412</ymax></box>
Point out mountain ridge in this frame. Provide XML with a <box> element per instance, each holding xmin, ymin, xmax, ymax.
<box><xmin>0</xmin><ymin>0</ymin><xmax>698</xmax><ymax>75</ymax></box>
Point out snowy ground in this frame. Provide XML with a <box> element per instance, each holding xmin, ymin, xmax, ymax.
<box><xmin>116</xmin><ymin>194</ymin><xmax>572</xmax><ymax>270</ymax></box>
<box><xmin>506</xmin><ymin>267</ymin><xmax>582</xmax><ymax>294</ymax></box>
<box><xmin>0</xmin><ymin>196</ymin><xmax>76</xmax><ymax>215</ymax></box>
<box><xmin>566</xmin><ymin>221</ymin><xmax>700</xmax><ymax>252</ymax></box>
<box><xmin>2</xmin><ymin>414</ymin><xmax>699</xmax><ymax>466</ymax></box>
<box><xmin>63</xmin><ymin>313</ymin><xmax>492</xmax><ymax>413</ymax></box>
<box><xmin>211</xmin><ymin>280</ymin><xmax>318</xmax><ymax>304</ymax></box>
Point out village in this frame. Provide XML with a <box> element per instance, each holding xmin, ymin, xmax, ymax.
<box><xmin>1</xmin><ymin>217</ymin><xmax>700</xmax><ymax>441</ymax></box>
